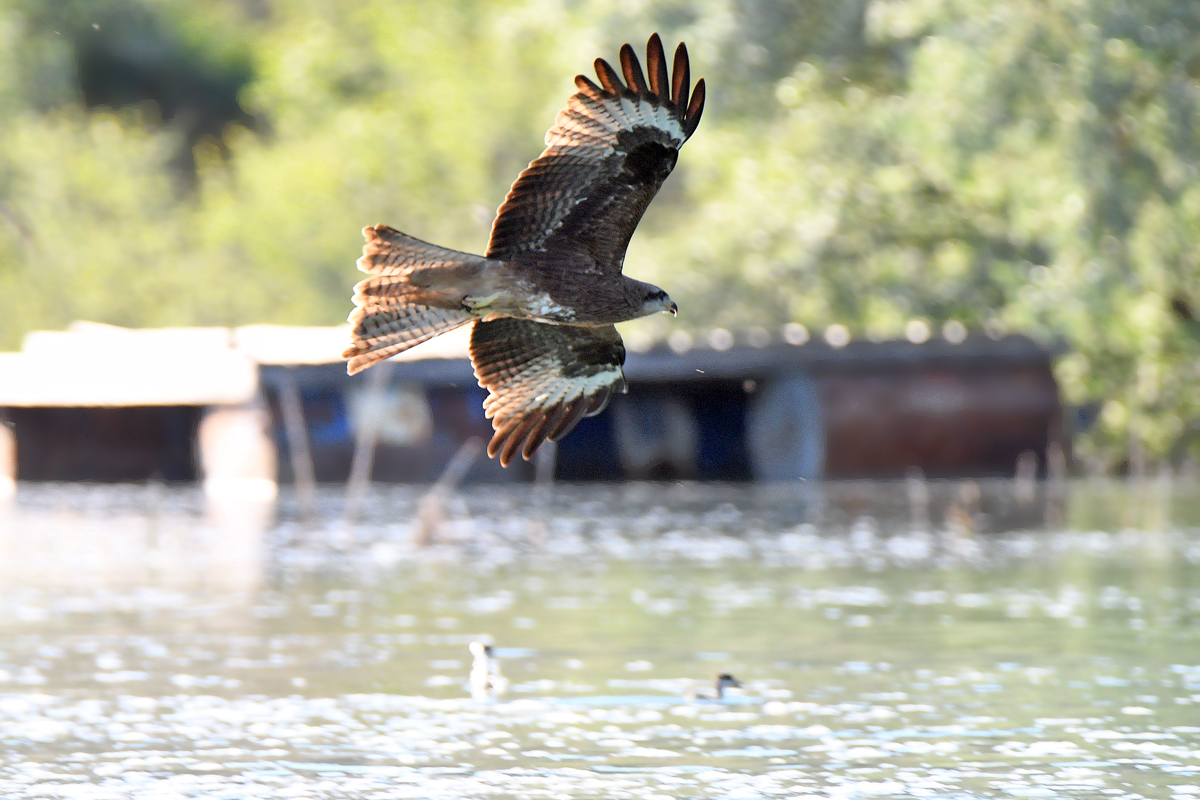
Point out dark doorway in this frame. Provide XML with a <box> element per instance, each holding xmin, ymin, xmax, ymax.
<box><xmin>6</xmin><ymin>406</ymin><xmax>202</xmax><ymax>482</ymax></box>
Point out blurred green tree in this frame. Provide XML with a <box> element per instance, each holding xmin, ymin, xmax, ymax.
<box><xmin>638</xmin><ymin>0</ymin><xmax>1200</xmax><ymax>469</ymax></box>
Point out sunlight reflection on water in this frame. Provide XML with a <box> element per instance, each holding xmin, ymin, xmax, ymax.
<box><xmin>0</xmin><ymin>478</ymin><xmax>1198</xmax><ymax>798</ymax></box>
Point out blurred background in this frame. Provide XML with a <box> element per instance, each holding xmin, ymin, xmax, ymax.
<box><xmin>3</xmin><ymin>4</ymin><xmax>1200</xmax><ymax>796</ymax></box>
<box><xmin>1</xmin><ymin>0</ymin><xmax>1199</xmax><ymax>485</ymax></box>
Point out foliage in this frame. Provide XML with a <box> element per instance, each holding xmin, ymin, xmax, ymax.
<box><xmin>1</xmin><ymin>0</ymin><xmax>1199</xmax><ymax>467</ymax></box>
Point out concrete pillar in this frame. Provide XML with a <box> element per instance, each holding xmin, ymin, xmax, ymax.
<box><xmin>277</xmin><ymin>374</ymin><xmax>317</xmax><ymax>519</ymax></box>
<box><xmin>613</xmin><ymin>394</ymin><xmax>698</xmax><ymax>479</ymax></box>
<box><xmin>747</xmin><ymin>373</ymin><xmax>825</xmax><ymax>481</ymax></box>
<box><xmin>197</xmin><ymin>403</ymin><xmax>276</xmax><ymax>591</ymax></box>
<box><xmin>0</xmin><ymin>420</ymin><xmax>15</xmax><ymax>502</ymax></box>
<box><xmin>198</xmin><ymin>404</ymin><xmax>278</xmax><ymax>503</ymax></box>
<box><xmin>343</xmin><ymin>364</ymin><xmax>389</xmax><ymax>525</ymax></box>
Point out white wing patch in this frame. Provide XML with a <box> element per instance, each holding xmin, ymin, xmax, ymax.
<box><xmin>526</xmin><ymin>292</ymin><xmax>575</xmax><ymax>321</ymax></box>
<box><xmin>470</xmin><ymin>319</ymin><xmax>627</xmax><ymax>466</ymax></box>
<box><xmin>484</xmin><ymin>36</ymin><xmax>704</xmax><ymax>262</ymax></box>
<box><xmin>545</xmin><ymin>92</ymin><xmax>685</xmax><ymax>152</ymax></box>
<box><xmin>574</xmin><ymin>365</ymin><xmax>625</xmax><ymax>409</ymax></box>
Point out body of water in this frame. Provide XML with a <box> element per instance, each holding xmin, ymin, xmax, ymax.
<box><xmin>0</xmin><ymin>478</ymin><xmax>1198</xmax><ymax>798</ymax></box>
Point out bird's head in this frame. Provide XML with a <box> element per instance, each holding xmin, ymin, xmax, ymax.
<box><xmin>715</xmin><ymin>673</ymin><xmax>742</xmax><ymax>690</ymax></box>
<box><xmin>640</xmin><ymin>287</ymin><xmax>678</xmax><ymax>318</ymax></box>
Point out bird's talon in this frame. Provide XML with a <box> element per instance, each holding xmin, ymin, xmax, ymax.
<box><xmin>462</xmin><ymin>292</ymin><xmax>503</xmax><ymax>311</ymax></box>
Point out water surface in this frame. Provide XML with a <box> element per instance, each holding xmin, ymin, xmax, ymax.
<box><xmin>1</xmin><ymin>478</ymin><xmax>1198</xmax><ymax>798</ymax></box>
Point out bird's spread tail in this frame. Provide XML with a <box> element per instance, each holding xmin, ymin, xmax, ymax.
<box><xmin>343</xmin><ymin>225</ymin><xmax>483</xmax><ymax>375</ymax></box>
<box><xmin>344</xmin><ymin>304</ymin><xmax>472</xmax><ymax>375</ymax></box>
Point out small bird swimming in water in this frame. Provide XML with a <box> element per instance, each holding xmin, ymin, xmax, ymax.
<box><xmin>469</xmin><ymin>641</ymin><xmax>509</xmax><ymax>701</ymax></box>
<box><xmin>685</xmin><ymin>672</ymin><xmax>742</xmax><ymax>702</ymax></box>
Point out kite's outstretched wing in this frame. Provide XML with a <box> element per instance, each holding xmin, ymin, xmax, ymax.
<box><xmin>485</xmin><ymin>33</ymin><xmax>705</xmax><ymax>273</ymax></box>
<box><xmin>469</xmin><ymin>319</ymin><xmax>627</xmax><ymax>466</ymax></box>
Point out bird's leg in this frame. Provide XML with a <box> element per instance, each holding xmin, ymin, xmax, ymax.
<box><xmin>462</xmin><ymin>292</ymin><xmax>504</xmax><ymax>311</ymax></box>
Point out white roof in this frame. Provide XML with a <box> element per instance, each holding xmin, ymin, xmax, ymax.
<box><xmin>0</xmin><ymin>321</ymin><xmax>472</xmax><ymax>408</ymax></box>
<box><xmin>0</xmin><ymin>322</ymin><xmax>257</xmax><ymax>407</ymax></box>
<box><xmin>233</xmin><ymin>323</ymin><xmax>470</xmax><ymax>365</ymax></box>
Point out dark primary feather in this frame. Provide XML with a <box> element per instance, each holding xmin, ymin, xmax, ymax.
<box><xmin>594</xmin><ymin>58</ymin><xmax>624</xmax><ymax>94</ymax></box>
<box><xmin>646</xmin><ymin>34</ymin><xmax>670</xmax><ymax>100</ymax></box>
<box><xmin>485</xmin><ymin>34</ymin><xmax>706</xmax><ymax>276</ymax></box>
<box><xmin>684</xmin><ymin>78</ymin><xmax>706</xmax><ymax>137</ymax></box>
<box><xmin>671</xmin><ymin>42</ymin><xmax>690</xmax><ymax>108</ymax></box>
<box><xmin>620</xmin><ymin>43</ymin><xmax>649</xmax><ymax>94</ymax></box>
<box><xmin>470</xmin><ymin>319</ymin><xmax>626</xmax><ymax>466</ymax></box>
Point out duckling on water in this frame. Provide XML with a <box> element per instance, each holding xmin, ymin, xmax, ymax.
<box><xmin>685</xmin><ymin>672</ymin><xmax>742</xmax><ymax>702</ymax></box>
<box><xmin>469</xmin><ymin>641</ymin><xmax>509</xmax><ymax>700</ymax></box>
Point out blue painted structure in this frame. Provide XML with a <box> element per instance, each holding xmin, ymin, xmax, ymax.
<box><xmin>257</xmin><ymin>334</ymin><xmax>1062</xmax><ymax>483</ymax></box>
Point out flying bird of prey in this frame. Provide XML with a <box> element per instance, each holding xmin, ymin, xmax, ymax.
<box><xmin>343</xmin><ymin>34</ymin><xmax>705</xmax><ymax>466</ymax></box>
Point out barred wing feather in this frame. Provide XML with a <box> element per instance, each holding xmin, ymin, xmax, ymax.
<box><xmin>470</xmin><ymin>319</ymin><xmax>626</xmax><ymax>466</ymax></box>
<box><xmin>485</xmin><ymin>33</ymin><xmax>705</xmax><ymax>274</ymax></box>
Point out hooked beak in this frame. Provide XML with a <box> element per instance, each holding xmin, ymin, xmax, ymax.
<box><xmin>668</xmin><ymin>301</ymin><xmax>678</xmax><ymax>317</ymax></box>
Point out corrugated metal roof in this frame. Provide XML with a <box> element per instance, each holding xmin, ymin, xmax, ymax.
<box><xmin>0</xmin><ymin>320</ymin><xmax>1052</xmax><ymax>407</ymax></box>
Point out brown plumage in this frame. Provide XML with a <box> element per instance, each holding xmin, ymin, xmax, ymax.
<box><xmin>343</xmin><ymin>34</ymin><xmax>705</xmax><ymax>466</ymax></box>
